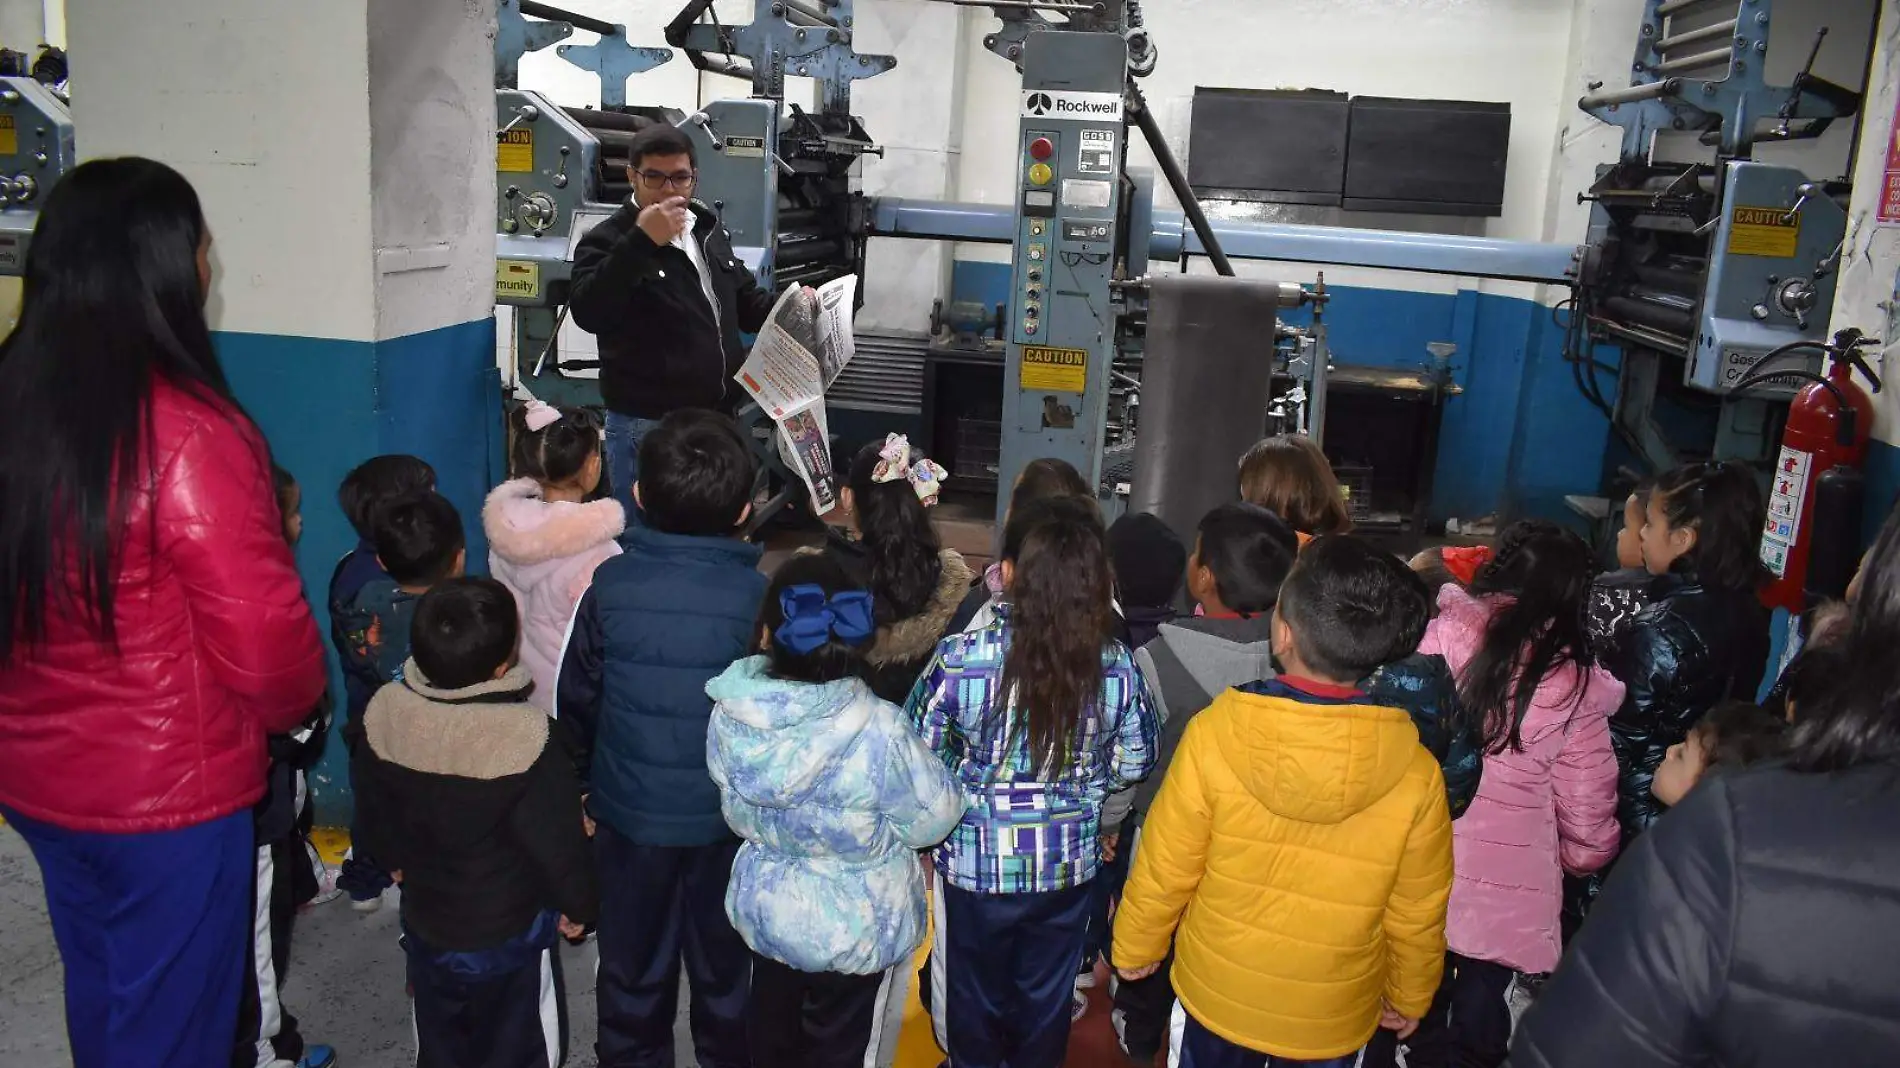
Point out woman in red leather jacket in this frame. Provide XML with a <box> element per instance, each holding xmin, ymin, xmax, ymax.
<box><xmin>0</xmin><ymin>158</ymin><xmax>326</xmax><ymax>1068</ymax></box>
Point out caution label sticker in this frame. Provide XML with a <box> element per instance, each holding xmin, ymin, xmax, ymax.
<box><xmin>725</xmin><ymin>135</ymin><xmax>766</xmax><ymax>159</ymax></box>
<box><xmin>0</xmin><ymin>115</ymin><xmax>16</xmax><ymax>157</ymax></box>
<box><xmin>496</xmin><ymin>259</ymin><xmax>541</xmax><ymax>301</ymax></box>
<box><xmin>1021</xmin><ymin>345</ymin><xmax>1088</xmax><ymax>393</ymax></box>
<box><xmin>1729</xmin><ymin>206</ymin><xmax>1799</xmax><ymax>258</ymax></box>
<box><xmin>498</xmin><ymin>128</ymin><xmax>534</xmax><ymax>173</ymax></box>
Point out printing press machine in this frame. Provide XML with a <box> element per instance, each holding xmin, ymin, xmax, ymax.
<box><xmin>491</xmin><ymin>0</ymin><xmax>1865</xmax><ymax>532</ymax></box>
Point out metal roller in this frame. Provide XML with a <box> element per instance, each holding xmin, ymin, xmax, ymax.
<box><xmin>774</xmin><ymin>0</ymin><xmax>839</xmax><ymax>27</ymax></box>
<box><xmin>1602</xmin><ymin>294</ymin><xmax>1695</xmax><ymax>339</ymax></box>
<box><xmin>519</xmin><ymin>0</ymin><xmax>617</xmax><ymax>37</ymax></box>
<box><xmin>773</xmin><ymin>237</ymin><xmax>845</xmax><ymax>269</ymax></box>
<box><xmin>1656</xmin><ymin>18</ymin><xmax>1737</xmax><ymax>52</ymax></box>
<box><xmin>563</xmin><ymin>107</ymin><xmax>658</xmax><ymax>133</ymax></box>
<box><xmin>1579</xmin><ymin>78</ymin><xmax>1682</xmax><ymax>110</ymax></box>
<box><xmin>1655</xmin><ymin>0</ymin><xmax>1723</xmax><ymax>16</ymax></box>
<box><xmin>1655</xmin><ymin>46</ymin><xmax>1733</xmax><ymax>75</ymax></box>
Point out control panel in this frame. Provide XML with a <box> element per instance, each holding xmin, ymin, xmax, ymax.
<box><xmin>995</xmin><ymin>30</ymin><xmax>1129</xmax><ymax>517</ymax></box>
<box><xmin>1690</xmin><ymin>161</ymin><xmax>1846</xmax><ymax>396</ymax></box>
<box><xmin>0</xmin><ymin>76</ymin><xmax>74</xmax><ymax>276</ymax></box>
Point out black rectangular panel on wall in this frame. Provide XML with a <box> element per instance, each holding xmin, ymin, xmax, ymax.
<box><xmin>1344</xmin><ymin>97</ymin><xmax>1510</xmax><ymax>216</ymax></box>
<box><xmin>1187</xmin><ymin>88</ymin><xmax>1349</xmax><ymax>206</ymax></box>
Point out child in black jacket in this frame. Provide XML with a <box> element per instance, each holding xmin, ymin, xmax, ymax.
<box><xmin>353</xmin><ymin>578</ymin><xmax>597</xmax><ymax>1068</ymax></box>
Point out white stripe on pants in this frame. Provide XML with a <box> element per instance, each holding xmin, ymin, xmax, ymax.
<box><xmin>250</xmin><ymin>844</ymin><xmax>283</xmax><ymax>1068</ymax></box>
<box><xmin>538</xmin><ymin>948</ymin><xmax>560</xmax><ymax>1068</ymax></box>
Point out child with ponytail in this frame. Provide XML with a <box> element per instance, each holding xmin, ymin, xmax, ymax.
<box><xmin>907</xmin><ymin>495</ymin><xmax>1158</xmax><ymax>1068</ymax></box>
<box><xmin>1606</xmin><ymin>459</ymin><xmax>1770</xmax><ymax>843</ymax></box>
<box><xmin>706</xmin><ymin>552</ymin><xmax>963</xmax><ymax>1067</ymax></box>
<box><xmin>485</xmin><ymin>400</ymin><xmax>624</xmax><ymax>713</ymax></box>
<box><xmin>1398</xmin><ymin>520</ymin><xmax>1623</xmax><ymax>1068</ymax></box>
<box><xmin>828</xmin><ymin>434</ymin><xmax>973</xmax><ymax>702</ymax></box>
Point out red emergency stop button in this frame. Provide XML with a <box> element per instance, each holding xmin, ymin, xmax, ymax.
<box><xmin>1030</xmin><ymin>137</ymin><xmax>1053</xmax><ymax>161</ymax></box>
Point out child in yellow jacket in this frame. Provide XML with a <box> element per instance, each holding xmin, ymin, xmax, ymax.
<box><xmin>1113</xmin><ymin>535</ymin><xmax>1454</xmax><ymax>1066</ymax></box>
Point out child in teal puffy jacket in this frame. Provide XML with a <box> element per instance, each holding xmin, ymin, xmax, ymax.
<box><xmin>706</xmin><ymin>552</ymin><xmax>964</xmax><ymax>1067</ymax></box>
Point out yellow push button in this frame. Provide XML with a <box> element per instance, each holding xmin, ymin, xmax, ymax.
<box><xmin>1028</xmin><ymin>162</ymin><xmax>1053</xmax><ymax>186</ymax></box>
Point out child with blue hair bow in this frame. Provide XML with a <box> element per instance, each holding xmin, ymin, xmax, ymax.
<box><xmin>706</xmin><ymin>551</ymin><xmax>965</xmax><ymax>1068</ymax></box>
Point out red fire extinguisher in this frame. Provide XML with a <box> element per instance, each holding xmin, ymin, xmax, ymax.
<box><xmin>1748</xmin><ymin>329</ymin><xmax>1883</xmax><ymax>613</ymax></box>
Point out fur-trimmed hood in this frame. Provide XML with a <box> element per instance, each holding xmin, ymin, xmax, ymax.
<box><xmin>364</xmin><ymin>661</ymin><xmax>548</xmax><ymax>781</ymax></box>
<box><xmin>867</xmin><ymin>549</ymin><xmax>974</xmax><ymax>668</ymax></box>
<box><xmin>483</xmin><ymin>478</ymin><xmax>625</xmax><ymax>567</ymax></box>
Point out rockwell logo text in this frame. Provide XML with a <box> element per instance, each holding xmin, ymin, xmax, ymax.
<box><xmin>1020</xmin><ymin>90</ymin><xmax>1124</xmax><ymax>121</ymax></box>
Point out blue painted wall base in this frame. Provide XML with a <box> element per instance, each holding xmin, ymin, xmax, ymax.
<box><xmin>218</xmin><ymin>318</ymin><xmax>502</xmax><ymax>824</ymax></box>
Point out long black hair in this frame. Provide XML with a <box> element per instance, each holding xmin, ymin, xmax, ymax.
<box><xmin>998</xmin><ymin>496</ymin><xmax>1115</xmax><ymax>772</ymax></box>
<box><xmin>1650</xmin><ymin>460</ymin><xmax>1767</xmax><ymax>592</ymax></box>
<box><xmin>847</xmin><ymin>438</ymin><xmax>943</xmax><ymax>623</ymax></box>
<box><xmin>1458</xmin><ymin>520</ymin><xmax>1598</xmax><ymax>753</ymax></box>
<box><xmin>1786</xmin><ymin>499</ymin><xmax>1900</xmax><ymax>772</ymax></box>
<box><xmin>0</xmin><ymin>158</ymin><xmax>239</xmax><ymax>661</ymax></box>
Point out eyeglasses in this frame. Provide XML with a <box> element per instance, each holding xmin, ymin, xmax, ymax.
<box><xmin>636</xmin><ymin>169</ymin><xmax>698</xmax><ymax>191</ymax></box>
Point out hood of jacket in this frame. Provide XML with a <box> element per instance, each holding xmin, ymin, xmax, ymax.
<box><xmin>706</xmin><ymin>656</ymin><xmax>879</xmax><ymax>808</ymax></box>
<box><xmin>483</xmin><ymin>478</ymin><xmax>626</xmax><ymax>569</ymax></box>
<box><xmin>1217</xmin><ymin>685</ymin><xmax>1423</xmax><ymax>825</ymax></box>
<box><xmin>1153</xmin><ymin>616</ymin><xmax>1276</xmax><ymax>697</ymax></box>
<box><xmin>365</xmin><ymin>661</ymin><xmax>547</xmax><ymax>780</ymax></box>
<box><xmin>856</xmin><ymin>548</ymin><xmax>974</xmax><ymax>668</ymax></box>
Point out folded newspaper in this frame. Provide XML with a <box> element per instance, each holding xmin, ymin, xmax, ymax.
<box><xmin>733</xmin><ymin>274</ymin><xmax>858</xmax><ymax>515</ymax></box>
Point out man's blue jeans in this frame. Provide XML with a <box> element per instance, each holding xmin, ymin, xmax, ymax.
<box><xmin>605</xmin><ymin>411</ymin><xmax>662</xmax><ymax>526</ymax></box>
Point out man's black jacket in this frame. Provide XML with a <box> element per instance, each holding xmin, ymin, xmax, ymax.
<box><xmin>568</xmin><ymin>200</ymin><xmax>776</xmax><ymax>418</ymax></box>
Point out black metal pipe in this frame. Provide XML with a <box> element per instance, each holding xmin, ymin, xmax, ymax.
<box><xmin>1601</xmin><ymin>294</ymin><xmax>1694</xmax><ymax>339</ymax></box>
<box><xmin>774</xmin><ymin>238</ymin><xmax>845</xmax><ymax>269</ymax></box>
<box><xmin>1129</xmin><ymin>84</ymin><xmax>1233</xmax><ymax>277</ymax></box>
<box><xmin>777</xmin><ymin>208</ymin><xmax>823</xmax><ymax>229</ymax></box>
<box><xmin>665</xmin><ymin>0</ymin><xmax>716</xmax><ymax>46</ymax></box>
<box><xmin>520</xmin><ymin>0</ymin><xmax>618</xmax><ymax>38</ymax></box>
<box><xmin>564</xmin><ymin>107</ymin><xmax>657</xmax><ymax>132</ymax></box>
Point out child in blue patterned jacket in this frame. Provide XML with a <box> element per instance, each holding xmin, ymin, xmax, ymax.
<box><xmin>907</xmin><ymin>494</ymin><xmax>1160</xmax><ymax>1068</ymax></box>
<box><xmin>706</xmin><ymin>551</ymin><xmax>964</xmax><ymax>1067</ymax></box>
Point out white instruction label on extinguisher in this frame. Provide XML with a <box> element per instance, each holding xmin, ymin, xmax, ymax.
<box><xmin>1760</xmin><ymin>446</ymin><xmax>1811</xmax><ymax>577</ymax></box>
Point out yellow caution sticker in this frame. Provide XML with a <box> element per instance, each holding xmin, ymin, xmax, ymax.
<box><xmin>496</xmin><ymin>259</ymin><xmax>541</xmax><ymax>301</ymax></box>
<box><xmin>1729</xmin><ymin>206</ymin><xmax>1800</xmax><ymax>258</ymax></box>
<box><xmin>498</xmin><ymin>128</ymin><xmax>534</xmax><ymax>173</ymax></box>
<box><xmin>1021</xmin><ymin>345</ymin><xmax>1089</xmax><ymax>393</ymax></box>
<box><xmin>0</xmin><ymin>115</ymin><xmax>16</xmax><ymax>157</ymax></box>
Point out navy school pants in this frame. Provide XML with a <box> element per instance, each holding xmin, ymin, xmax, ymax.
<box><xmin>1177</xmin><ymin>1008</ymin><xmax>1369</xmax><ymax>1067</ymax></box>
<box><xmin>940</xmin><ymin>879</ymin><xmax>1093</xmax><ymax>1068</ymax></box>
<box><xmin>594</xmin><ymin>824</ymin><xmax>750</xmax><ymax>1068</ymax></box>
<box><xmin>407</xmin><ymin>912</ymin><xmax>568</xmax><ymax>1068</ymax></box>
<box><xmin>6</xmin><ymin>807</ymin><xmax>252</xmax><ymax>1068</ymax></box>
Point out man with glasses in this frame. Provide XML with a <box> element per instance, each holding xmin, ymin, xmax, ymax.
<box><xmin>569</xmin><ymin>124</ymin><xmax>777</xmax><ymax>512</ymax></box>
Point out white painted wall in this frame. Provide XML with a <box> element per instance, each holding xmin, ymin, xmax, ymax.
<box><xmin>1830</xmin><ymin>0</ymin><xmax>1900</xmax><ymax>442</ymax></box>
<box><xmin>954</xmin><ymin>0</ymin><xmax>1579</xmax><ymax>300</ymax></box>
<box><xmin>369</xmin><ymin>0</ymin><xmax>499</xmax><ymax>341</ymax></box>
<box><xmin>0</xmin><ymin>0</ymin><xmax>43</xmax><ymax>54</ymax></box>
<box><xmin>68</xmin><ymin>1</ymin><xmax>379</xmax><ymax>342</ymax></box>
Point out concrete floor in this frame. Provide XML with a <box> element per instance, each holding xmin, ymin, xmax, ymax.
<box><xmin>0</xmin><ymin>827</ymin><xmax>695</xmax><ymax>1068</ymax></box>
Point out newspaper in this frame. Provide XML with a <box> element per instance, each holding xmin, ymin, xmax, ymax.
<box><xmin>734</xmin><ymin>274</ymin><xmax>858</xmax><ymax>515</ymax></box>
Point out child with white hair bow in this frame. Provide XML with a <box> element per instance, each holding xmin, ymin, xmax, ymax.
<box><xmin>483</xmin><ymin>399</ymin><xmax>625</xmax><ymax>715</ymax></box>
<box><xmin>822</xmin><ymin>433</ymin><xmax>975</xmax><ymax>705</ymax></box>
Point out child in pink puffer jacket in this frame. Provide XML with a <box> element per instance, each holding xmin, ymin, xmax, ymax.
<box><xmin>1401</xmin><ymin>521</ymin><xmax>1622</xmax><ymax>1068</ymax></box>
<box><xmin>485</xmin><ymin>402</ymin><xmax>624</xmax><ymax>713</ymax></box>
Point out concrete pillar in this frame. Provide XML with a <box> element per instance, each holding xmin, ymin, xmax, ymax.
<box><xmin>69</xmin><ymin>0</ymin><xmax>501</xmax><ymax>822</ymax></box>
